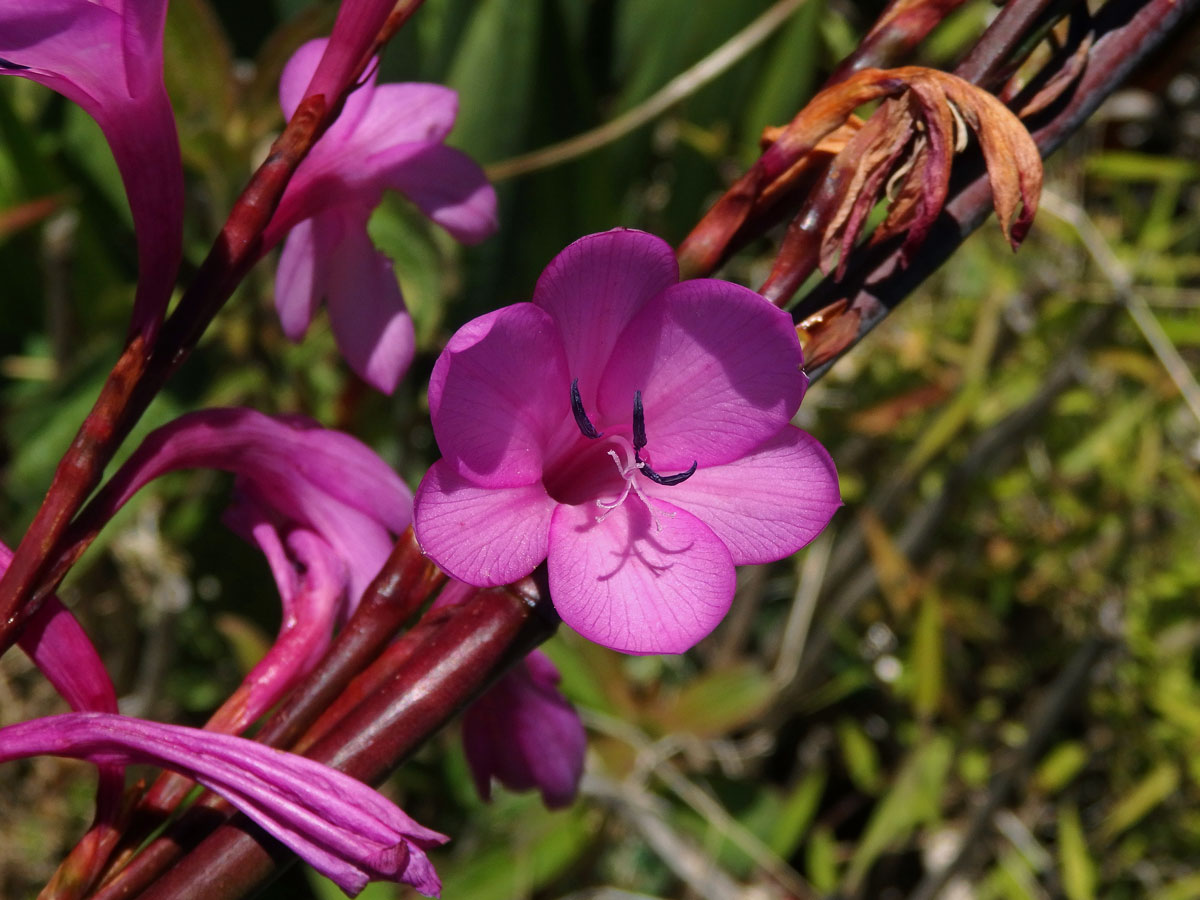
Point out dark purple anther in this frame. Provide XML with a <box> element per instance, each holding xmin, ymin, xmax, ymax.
<box><xmin>632</xmin><ymin>390</ymin><xmax>696</xmax><ymax>486</ymax></box>
<box><xmin>641</xmin><ymin>460</ymin><xmax>698</xmax><ymax>486</ymax></box>
<box><xmin>632</xmin><ymin>391</ymin><xmax>648</xmax><ymax>451</ymax></box>
<box><xmin>570</xmin><ymin>379</ymin><xmax>603</xmax><ymax>439</ymax></box>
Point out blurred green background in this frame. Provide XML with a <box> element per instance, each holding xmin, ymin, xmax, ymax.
<box><xmin>1</xmin><ymin>0</ymin><xmax>1199</xmax><ymax>897</ymax></box>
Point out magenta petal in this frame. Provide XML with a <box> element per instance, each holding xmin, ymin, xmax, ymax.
<box><xmin>0</xmin><ymin>0</ymin><xmax>183</xmax><ymax>338</ymax></box>
<box><xmin>599</xmin><ymin>279</ymin><xmax>807</xmax><ymax>469</ymax></box>
<box><xmin>666</xmin><ymin>427</ymin><xmax>841</xmax><ymax>564</ymax></box>
<box><xmin>0</xmin><ymin>713</ymin><xmax>447</xmax><ymax>897</ymax></box>
<box><xmin>533</xmin><ymin>230</ymin><xmax>678</xmax><ymax>406</ymax></box>
<box><xmin>414</xmin><ymin>461</ymin><xmax>555</xmax><ymax>586</ymax></box>
<box><xmin>275</xmin><ymin>217</ymin><xmax>325</xmax><ymax>341</ymax></box>
<box><xmin>548</xmin><ymin>500</ymin><xmax>735</xmax><ymax>654</ymax></box>
<box><xmin>429</xmin><ymin>303</ymin><xmax>570</xmax><ymax>488</ymax></box>
<box><xmin>322</xmin><ymin>208</ymin><xmax>415</xmax><ymax>393</ymax></box>
<box><xmin>350</xmin><ymin>82</ymin><xmax>459</xmax><ymax>149</ymax></box>
<box><xmin>380</xmin><ymin>143</ymin><xmax>497</xmax><ymax>244</ymax></box>
<box><xmin>462</xmin><ymin>650</ymin><xmax>585</xmax><ymax>808</ymax></box>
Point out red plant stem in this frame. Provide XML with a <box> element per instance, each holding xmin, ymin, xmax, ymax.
<box><xmin>133</xmin><ymin>581</ymin><xmax>556</xmax><ymax>900</ymax></box>
<box><xmin>91</xmin><ymin>530</ymin><xmax>442</xmax><ymax>900</ymax></box>
<box><xmin>793</xmin><ymin>0</ymin><xmax>1199</xmax><ymax>379</ymax></box>
<box><xmin>827</xmin><ymin>0</ymin><xmax>970</xmax><ymax>83</ymax></box>
<box><xmin>954</xmin><ymin>0</ymin><xmax>1062</xmax><ymax>86</ymax></box>
<box><xmin>0</xmin><ymin>2</ymin><xmax>428</xmax><ymax>657</ymax></box>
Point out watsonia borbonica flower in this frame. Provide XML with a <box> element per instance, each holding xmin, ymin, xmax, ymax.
<box><xmin>414</xmin><ymin>229</ymin><xmax>841</xmax><ymax>654</ymax></box>
<box><xmin>263</xmin><ymin>38</ymin><xmax>498</xmax><ymax>394</ymax></box>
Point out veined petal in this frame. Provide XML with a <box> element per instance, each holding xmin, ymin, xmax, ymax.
<box><xmin>548</xmin><ymin>499</ymin><xmax>734</xmax><ymax>654</ymax></box>
<box><xmin>428</xmin><ymin>303</ymin><xmax>570</xmax><ymax>488</ymax></box>
<box><xmin>533</xmin><ymin>230</ymin><xmax>678</xmax><ymax>408</ymax></box>
<box><xmin>275</xmin><ymin>216</ymin><xmax>326</xmax><ymax>341</ymax></box>
<box><xmin>599</xmin><ymin>279</ymin><xmax>806</xmax><ymax>469</ymax></box>
<box><xmin>0</xmin><ymin>713</ymin><xmax>447</xmax><ymax>897</ymax></box>
<box><xmin>379</xmin><ymin>143</ymin><xmax>498</xmax><ymax>244</ymax></box>
<box><xmin>664</xmin><ymin>427</ymin><xmax>841</xmax><ymax>564</ymax></box>
<box><xmin>323</xmin><ymin>207</ymin><xmax>416</xmax><ymax>393</ymax></box>
<box><xmin>414</xmin><ymin>460</ymin><xmax>555</xmax><ymax>586</ymax></box>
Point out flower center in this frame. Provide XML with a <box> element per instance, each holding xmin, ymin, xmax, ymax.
<box><xmin>570</xmin><ymin>379</ymin><xmax>698</xmax><ymax>527</ymax></box>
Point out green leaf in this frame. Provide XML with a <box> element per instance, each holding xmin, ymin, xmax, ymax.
<box><xmin>1059</xmin><ymin>804</ymin><xmax>1097</xmax><ymax>900</ymax></box>
<box><xmin>805</xmin><ymin>824</ymin><xmax>839</xmax><ymax>894</ymax></box>
<box><xmin>1086</xmin><ymin>151</ymin><xmax>1200</xmax><ymax>182</ymax></box>
<box><xmin>446</xmin><ymin>0</ymin><xmax>542</xmax><ymax>162</ymax></box>
<box><xmin>837</xmin><ymin>718</ymin><xmax>884</xmax><ymax>794</ymax></box>
<box><xmin>769</xmin><ymin>768</ymin><xmax>827</xmax><ymax>857</ymax></box>
<box><xmin>1099</xmin><ymin>762</ymin><xmax>1180</xmax><ymax>843</ymax></box>
<box><xmin>739</xmin><ymin>0</ymin><xmax>823</xmax><ymax>161</ymax></box>
<box><xmin>912</xmin><ymin>588</ymin><xmax>943</xmax><ymax>719</ymax></box>
<box><xmin>665</xmin><ymin>664</ymin><xmax>774</xmax><ymax>736</ymax></box>
<box><xmin>844</xmin><ymin>734</ymin><xmax>954</xmax><ymax>890</ymax></box>
<box><xmin>1035</xmin><ymin>742</ymin><xmax>1089</xmax><ymax>794</ymax></box>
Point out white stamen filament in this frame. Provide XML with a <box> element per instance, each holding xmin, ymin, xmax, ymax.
<box><xmin>594</xmin><ymin>436</ymin><xmax>672</xmax><ymax>531</ymax></box>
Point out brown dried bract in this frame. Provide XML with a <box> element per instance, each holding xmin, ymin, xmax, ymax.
<box><xmin>679</xmin><ymin>67</ymin><xmax>1043</xmax><ymax>306</ymax></box>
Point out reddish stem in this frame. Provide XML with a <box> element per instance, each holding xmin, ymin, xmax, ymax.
<box><xmin>0</xmin><ymin>2</ymin><xmax>430</xmax><ymax>656</ymax></box>
<box><xmin>134</xmin><ymin>580</ymin><xmax>556</xmax><ymax>900</ymax></box>
<box><xmin>91</xmin><ymin>530</ymin><xmax>442</xmax><ymax>900</ymax></box>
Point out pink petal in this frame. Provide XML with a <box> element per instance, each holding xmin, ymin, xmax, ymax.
<box><xmin>532</xmin><ymin>230</ymin><xmax>678</xmax><ymax>407</ymax></box>
<box><xmin>413</xmin><ymin>460</ymin><xmax>555</xmax><ymax>586</ymax></box>
<box><xmin>0</xmin><ymin>713</ymin><xmax>447</xmax><ymax>897</ymax></box>
<box><xmin>598</xmin><ymin>279</ymin><xmax>806</xmax><ymax>470</ymax></box>
<box><xmin>547</xmin><ymin>499</ymin><xmax>735</xmax><ymax>654</ymax></box>
<box><xmin>275</xmin><ymin>217</ymin><xmax>325</xmax><ymax>341</ymax></box>
<box><xmin>350</xmin><ymin>82</ymin><xmax>459</xmax><ymax>150</ymax></box>
<box><xmin>322</xmin><ymin>208</ymin><xmax>415</xmax><ymax>393</ymax></box>
<box><xmin>428</xmin><ymin>303</ymin><xmax>570</xmax><ymax>488</ymax></box>
<box><xmin>379</xmin><ymin>143</ymin><xmax>498</xmax><ymax>244</ymax></box>
<box><xmin>664</xmin><ymin>427</ymin><xmax>841</xmax><ymax>565</ymax></box>
<box><xmin>462</xmin><ymin>650</ymin><xmax>585</xmax><ymax>808</ymax></box>
<box><xmin>0</xmin><ymin>0</ymin><xmax>183</xmax><ymax>338</ymax></box>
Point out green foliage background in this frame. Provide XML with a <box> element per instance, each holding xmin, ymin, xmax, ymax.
<box><xmin>1</xmin><ymin>0</ymin><xmax>1199</xmax><ymax>897</ymax></box>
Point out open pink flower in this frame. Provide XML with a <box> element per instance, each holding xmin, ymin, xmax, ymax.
<box><xmin>98</xmin><ymin>408</ymin><xmax>411</xmax><ymax>732</ymax></box>
<box><xmin>263</xmin><ymin>39</ymin><xmax>498</xmax><ymax>394</ymax></box>
<box><xmin>0</xmin><ymin>0</ymin><xmax>183</xmax><ymax>338</ymax></box>
<box><xmin>414</xmin><ymin>229</ymin><xmax>841</xmax><ymax>654</ymax></box>
<box><xmin>0</xmin><ymin>713</ymin><xmax>446</xmax><ymax>896</ymax></box>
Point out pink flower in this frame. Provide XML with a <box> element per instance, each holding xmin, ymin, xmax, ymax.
<box><xmin>263</xmin><ymin>39</ymin><xmax>498</xmax><ymax>394</ymax></box>
<box><xmin>98</xmin><ymin>408</ymin><xmax>411</xmax><ymax>732</ymax></box>
<box><xmin>434</xmin><ymin>582</ymin><xmax>585</xmax><ymax>807</ymax></box>
<box><xmin>0</xmin><ymin>712</ymin><xmax>447</xmax><ymax>896</ymax></box>
<box><xmin>413</xmin><ymin>229</ymin><xmax>841</xmax><ymax>654</ymax></box>
<box><xmin>0</xmin><ymin>0</ymin><xmax>183</xmax><ymax>338</ymax></box>
<box><xmin>462</xmin><ymin>650</ymin><xmax>586</xmax><ymax>809</ymax></box>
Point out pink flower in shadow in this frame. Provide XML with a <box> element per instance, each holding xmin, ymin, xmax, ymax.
<box><xmin>462</xmin><ymin>649</ymin><xmax>586</xmax><ymax>809</ymax></box>
<box><xmin>0</xmin><ymin>0</ymin><xmax>183</xmax><ymax>338</ymax></box>
<box><xmin>414</xmin><ymin>229</ymin><xmax>841</xmax><ymax>654</ymax></box>
<box><xmin>263</xmin><ymin>38</ymin><xmax>498</xmax><ymax>394</ymax></box>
